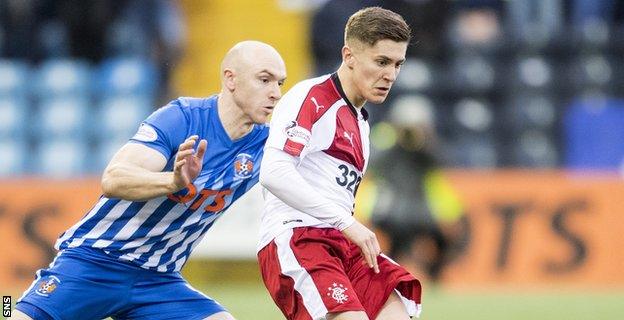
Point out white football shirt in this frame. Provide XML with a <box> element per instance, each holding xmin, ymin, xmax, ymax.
<box><xmin>258</xmin><ymin>73</ymin><xmax>370</xmax><ymax>249</ymax></box>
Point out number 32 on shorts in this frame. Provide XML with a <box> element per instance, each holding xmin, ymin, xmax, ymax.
<box><xmin>335</xmin><ymin>164</ymin><xmax>362</xmax><ymax>195</ymax></box>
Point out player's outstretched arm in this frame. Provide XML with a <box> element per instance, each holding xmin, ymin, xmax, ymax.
<box><xmin>102</xmin><ymin>136</ymin><xmax>207</xmax><ymax>201</ymax></box>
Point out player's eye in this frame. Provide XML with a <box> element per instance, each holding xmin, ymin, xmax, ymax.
<box><xmin>377</xmin><ymin>60</ymin><xmax>389</xmax><ymax>67</ymax></box>
<box><xmin>278</xmin><ymin>80</ymin><xmax>285</xmax><ymax>87</ymax></box>
<box><xmin>260</xmin><ymin>77</ymin><xmax>270</xmax><ymax>84</ymax></box>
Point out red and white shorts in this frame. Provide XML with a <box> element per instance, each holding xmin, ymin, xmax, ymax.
<box><xmin>258</xmin><ymin>227</ymin><xmax>422</xmax><ymax>320</ymax></box>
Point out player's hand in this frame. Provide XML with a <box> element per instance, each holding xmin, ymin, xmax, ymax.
<box><xmin>173</xmin><ymin>135</ymin><xmax>207</xmax><ymax>190</ymax></box>
<box><xmin>341</xmin><ymin>221</ymin><xmax>381</xmax><ymax>273</ymax></box>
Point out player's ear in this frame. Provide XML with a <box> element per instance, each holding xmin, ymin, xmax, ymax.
<box><xmin>223</xmin><ymin>69</ymin><xmax>236</xmax><ymax>91</ymax></box>
<box><xmin>342</xmin><ymin>46</ymin><xmax>355</xmax><ymax>69</ymax></box>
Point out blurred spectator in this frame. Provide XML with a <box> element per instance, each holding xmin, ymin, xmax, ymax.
<box><xmin>0</xmin><ymin>0</ymin><xmax>186</xmax><ymax>177</ymax></box>
<box><xmin>570</xmin><ymin>0</ymin><xmax>622</xmax><ymax>26</ymax></box>
<box><xmin>369</xmin><ymin>97</ymin><xmax>465</xmax><ymax>281</ymax></box>
<box><xmin>382</xmin><ymin>0</ymin><xmax>453</xmax><ymax>59</ymax></box>
<box><xmin>506</xmin><ymin>0</ymin><xmax>563</xmax><ymax>46</ymax></box>
<box><xmin>0</xmin><ymin>0</ymin><xmax>44</xmax><ymax>60</ymax></box>
<box><xmin>448</xmin><ymin>0</ymin><xmax>504</xmax><ymax>48</ymax></box>
<box><xmin>1</xmin><ymin>0</ymin><xmax>184</xmax><ymax>100</ymax></box>
<box><xmin>111</xmin><ymin>0</ymin><xmax>186</xmax><ymax>101</ymax></box>
<box><xmin>51</xmin><ymin>0</ymin><xmax>124</xmax><ymax>62</ymax></box>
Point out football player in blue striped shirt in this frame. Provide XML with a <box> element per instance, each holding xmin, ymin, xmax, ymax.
<box><xmin>14</xmin><ymin>40</ymin><xmax>286</xmax><ymax>320</ymax></box>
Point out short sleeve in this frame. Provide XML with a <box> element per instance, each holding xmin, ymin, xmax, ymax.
<box><xmin>129</xmin><ymin>99</ymin><xmax>189</xmax><ymax>160</ymax></box>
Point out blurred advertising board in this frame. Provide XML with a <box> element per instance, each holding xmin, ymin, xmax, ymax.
<box><xmin>1</xmin><ymin>171</ymin><xmax>623</xmax><ymax>290</ymax></box>
<box><xmin>442</xmin><ymin>170</ymin><xmax>624</xmax><ymax>288</ymax></box>
<box><xmin>0</xmin><ymin>179</ymin><xmax>102</xmax><ymax>290</ymax></box>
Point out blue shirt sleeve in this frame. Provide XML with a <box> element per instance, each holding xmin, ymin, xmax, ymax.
<box><xmin>129</xmin><ymin>99</ymin><xmax>189</xmax><ymax>160</ymax></box>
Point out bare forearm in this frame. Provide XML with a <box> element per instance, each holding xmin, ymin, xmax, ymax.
<box><xmin>101</xmin><ymin>164</ymin><xmax>180</xmax><ymax>201</ymax></box>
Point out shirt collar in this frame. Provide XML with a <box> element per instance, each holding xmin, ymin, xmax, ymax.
<box><xmin>331</xmin><ymin>73</ymin><xmax>369</xmax><ymax>121</ymax></box>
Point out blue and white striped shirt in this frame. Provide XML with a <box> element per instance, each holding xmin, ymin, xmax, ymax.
<box><xmin>56</xmin><ymin>96</ymin><xmax>268</xmax><ymax>272</ymax></box>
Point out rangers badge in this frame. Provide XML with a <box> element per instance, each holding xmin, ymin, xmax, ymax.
<box><xmin>327</xmin><ymin>283</ymin><xmax>349</xmax><ymax>304</ymax></box>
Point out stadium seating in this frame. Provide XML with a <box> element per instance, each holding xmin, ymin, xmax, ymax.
<box><xmin>394</xmin><ymin>59</ymin><xmax>435</xmax><ymax>93</ymax></box>
<box><xmin>36</xmin><ymin>96</ymin><xmax>89</xmax><ymax>139</ymax></box>
<box><xmin>96</xmin><ymin>57</ymin><xmax>158</xmax><ymax>97</ymax></box>
<box><xmin>564</xmin><ymin>97</ymin><xmax>624</xmax><ymax>169</ymax></box>
<box><xmin>33</xmin><ymin>137</ymin><xmax>89</xmax><ymax>177</ymax></box>
<box><xmin>0</xmin><ymin>139</ymin><xmax>27</xmax><ymax>176</ymax></box>
<box><xmin>32</xmin><ymin>59</ymin><xmax>93</xmax><ymax>98</ymax></box>
<box><xmin>37</xmin><ymin>21</ymin><xmax>71</xmax><ymax>58</ymax></box>
<box><xmin>2</xmin><ymin>5</ymin><xmax>624</xmax><ymax>177</ymax></box>
<box><xmin>95</xmin><ymin>138</ymin><xmax>130</xmax><ymax>174</ymax></box>
<box><xmin>449</xmin><ymin>54</ymin><xmax>497</xmax><ymax>94</ymax></box>
<box><xmin>98</xmin><ymin>95</ymin><xmax>153</xmax><ymax>142</ymax></box>
<box><xmin>105</xmin><ymin>20</ymin><xmax>152</xmax><ymax>58</ymax></box>
<box><xmin>0</xmin><ymin>97</ymin><xmax>28</xmax><ymax>139</ymax></box>
<box><xmin>0</xmin><ymin>59</ymin><xmax>30</xmax><ymax>97</ymax></box>
<box><xmin>32</xmin><ymin>137</ymin><xmax>91</xmax><ymax>178</ymax></box>
<box><xmin>0</xmin><ymin>56</ymin><xmax>157</xmax><ymax>177</ymax></box>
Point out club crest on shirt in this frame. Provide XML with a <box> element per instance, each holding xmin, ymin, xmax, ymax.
<box><xmin>35</xmin><ymin>275</ymin><xmax>61</xmax><ymax>297</ymax></box>
<box><xmin>284</xmin><ymin>120</ymin><xmax>311</xmax><ymax>145</ymax></box>
<box><xmin>234</xmin><ymin>153</ymin><xmax>254</xmax><ymax>179</ymax></box>
<box><xmin>326</xmin><ymin>283</ymin><xmax>349</xmax><ymax>304</ymax></box>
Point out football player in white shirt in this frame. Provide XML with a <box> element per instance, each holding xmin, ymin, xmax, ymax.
<box><xmin>258</xmin><ymin>7</ymin><xmax>422</xmax><ymax>320</ymax></box>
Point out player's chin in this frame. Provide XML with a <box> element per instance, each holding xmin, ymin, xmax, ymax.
<box><xmin>367</xmin><ymin>94</ymin><xmax>389</xmax><ymax>105</ymax></box>
<box><xmin>253</xmin><ymin>112</ymin><xmax>270</xmax><ymax>124</ymax></box>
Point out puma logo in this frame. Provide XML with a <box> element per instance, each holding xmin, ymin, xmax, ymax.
<box><xmin>311</xmin><ymin>97</ymin><xmax>325</xmax><ymax>113</ymax></box>
<box><xmin>343</xmin><ymin>131</ymin><xmax>354</xmax><ymax>147</ymax></box>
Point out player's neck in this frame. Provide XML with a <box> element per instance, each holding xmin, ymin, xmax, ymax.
<box><xmin>336</xmin><ymin>64</ymin><xmax>366</xmax><ymax>108</ymax></box>
<box><xmin>216</xmin><ymin>93</ymin><xmax>254</xmax><ymax>141</ymax></box>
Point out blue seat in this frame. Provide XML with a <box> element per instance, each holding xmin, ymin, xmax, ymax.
<box><xmin>0</xmin><ymin>139</ymin><xmax>27</xmax><ymax>176</ymax></box>
<box><xmin>564</xmin><ymin>97</ymin><xmax>624</xmax><ymax>169</ymax></box>
<box><xmin>36</xmin><ymin>97</ymin><xmax>89</xmax><ymax>138</ymax></box>
<box><xmin>96</xmin><ymin>57</ymin><xmax>158</xmax><ymax>97</ymax></box>
<box><xmin>34</xmin><ymin>138</ymin><xmax>88</xmax><ymax>177</ymax></box>
<box><xmin>97</xmin><ymin>95</ymin><xmax>153</xmax><ymax>141</ymax></box>
<box><xmin>0</xmin><ymin>97</ymin><xmax>28</xmax><ymax>139</ymax></box>
<box><xmin>0</xmin><ymin>59</ymin><xmax>30</xmax><ymax>97</ymax></box>
<box><xmin>33</xmin><ymin>59</ymin><xmax>93</xmax><ymax>98</ymax></box>
<box><xmin>95</xmin><ymin>138</ymin><xmax>129</xmax><ymax>172</ymax></box>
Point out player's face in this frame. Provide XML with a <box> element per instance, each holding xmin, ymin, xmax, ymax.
<box><xmin>349</xmin><ymin>39</ymin><xmax>407</xmax><ymax>105</ymax></box>
<box><xmin>234</xmin><ymin>55</ymin><xmax>286</xmax><ymax>124</ymax></box>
